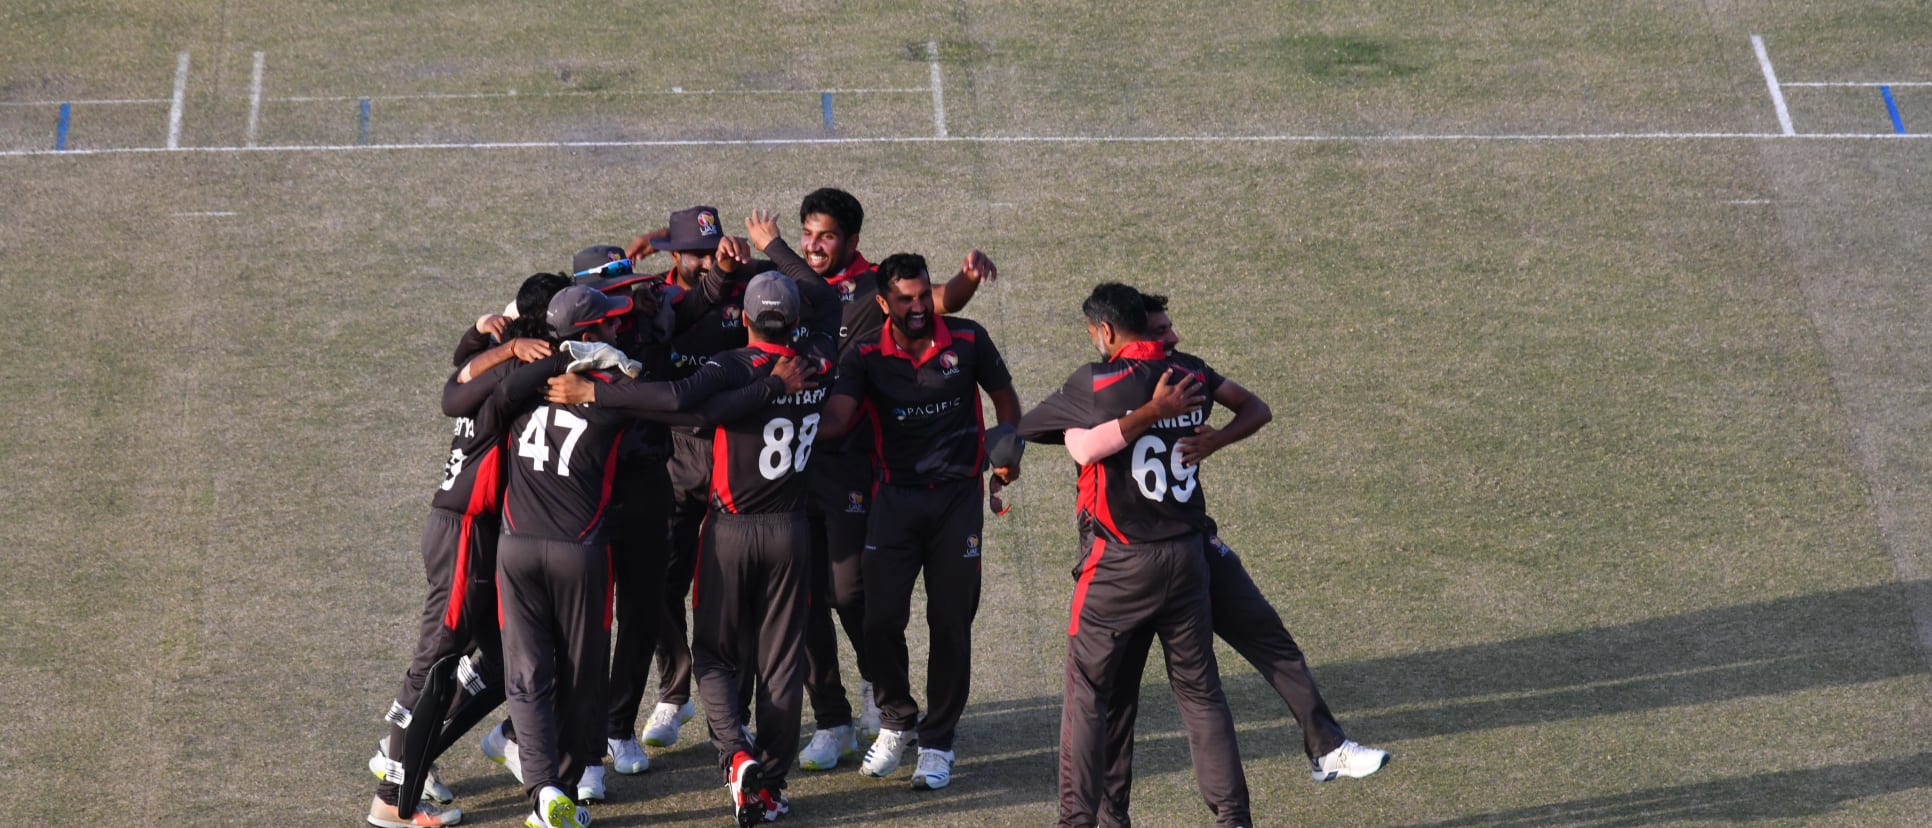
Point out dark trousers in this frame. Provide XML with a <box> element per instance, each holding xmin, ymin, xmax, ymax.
<box><xmin>862</xmin><ymin>477</ymin><xmax>983</xmax><ymax>752</ymax></box>
<box><xmin>802</xmin><ymin>449</ymin><xmax>873</xmax><ymax>729</ymax></box>
<box><xmin>654</xmin><ymin>430</ymin><xmax>710</xmax><ymax>706</ymax></box>
<box><xmin>498</xmin><ymin>532</ymin><xmax>610</xmax><ymax>801</ymax></box>
<box><xmin>1059</xmin><ymin>534</ymin><xmax>1249</xmax><ymax>828</ymax></box>
<box><xmin>378</xmin><ymin>507</ymin><xmax>501</xmax><ymax>805</ymax></box>
<box><xmin>1100</xmin><ymin>534</ymin><xmax>1348</xmax><ymax>823</ymax></box>
<box><xmin>693</xmin><ymin>512</ymin><xmax>812</xmax><ymax>788</ymax></box>
<box><xmin>606</xmin><ymin>463</ymin><xmax>672</xmax><ymax>738</ymax></box>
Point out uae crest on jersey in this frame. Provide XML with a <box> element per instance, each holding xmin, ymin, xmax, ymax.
<box><xmin>722</xmin><ymin>305</ymin><xmax>743</xmax><ymax>328</ymax></box>
<box><xmin>963</xmin><ymin>533</ymin><xmax>981</xmax><ymax>558</ymax></box>
<box><xmin>938</xmin><ymin>350</ymin><xmax>960</xmax><ymax>377</ymax></box>
<box><xmin>846</xmin><ymin>491</ymin><xmax>867</xmax><ymax>514</ymax></box>
<box><xmin>837</xmin><ymin>279</ymin><xmax>857</xmax><ymax>299</ymax></box>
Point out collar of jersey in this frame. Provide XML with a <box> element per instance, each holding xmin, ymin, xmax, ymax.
<box><xmin>825</xmin><ymin>252</ymin><xmax>875</xmax><ymax>285</ymax></box>
<box><xmin>747</xmin><ymin>340</ymin><xmax>797</xmax><ymax>358</ymax></box>
<box><xmin>879</xmin><ymin>316</ymin><xmax>954</xmax><ymax>367</ymax></box>
<box><xmin>1109</xmin><ymin>341</ymin><xmax>1166</xmax><ymax>362</ymax></box>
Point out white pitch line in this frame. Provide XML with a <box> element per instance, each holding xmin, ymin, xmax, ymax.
<box><xmin>0</xmin><ymin>98</ymin><xmax>171</xmax><ymax>107</ymax></box>
<box><xmin>1751</xmin><ymin>35</ymin><xmax>1795</xmax><ymax>137</ymax></box>
<box><xmin>10</xmin><ymin>130</ymin><xmax>1921</xmax><ymax>158</ymax></box>
<box><xmin>1785</xmin><ymin>81</ymin><xmax>1932</xmax><ymax>87</ymax></box>
<box><xmin>167</xmin><ymin>52</ymin><xmax>190</xmax><ymax>149</ymax></box>
<box><xmin>246</xmin><ymin>51</ymin><xmax>265</xmax><ymax>147</ymax></box>
<box><xmin>271</xmin><ymin>87</ymin><xmax>929</xmax><ymax>103</ymax></box>
<box><xmin>928</xmin><ymin>40</ymin><xmax>947</xmax><ymax>139</ymax></box>
<box><xmin>173</xmin><ymin>211</ymin><xmax>237</xmax><ymax>217</ymax></box>
<box><xmin>1724</xmin><ymin>199</ymin><xmax>1773</xmax><ymax>205</ymax></box>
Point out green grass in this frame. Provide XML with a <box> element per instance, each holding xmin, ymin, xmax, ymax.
<box><xmin>2</xmin><ymin>2</ymin><xmax>1930</xmax><ymax>826</ymax></box>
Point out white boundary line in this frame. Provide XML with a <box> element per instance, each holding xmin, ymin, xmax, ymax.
<box><xmin>1785</xmin><ymin>81</ymin><xmax>1932</xmax><ymax>87</ymax></box>
<box><xmin>246</xmin><ymin>52</ymin><xmax>266</xmax><ymax>147</ymax></box>
<box><xmin>0</xmin><ymin>98</ymin><xmax>170</xmax><ymax>107</ymax></box>
<box><xmin>167</xmin><ymin>52</ymin><xmax>190</xmax><ymax>149</ymax></box>
<box><xmin>1751</xmin><ymin>35</ymin><xmax>1796</xmax><ymax>137</ymax></box>
<box><xmin>273</xmin><ymin>87</ymin><xmax>927</xmax><ymax>103</ymax></box>
<box><xmin>928</xmin><ymin>41</ymin><xmax>948</xmax><ymax>139</ymax></box>
<box><xmin>6</xmin><ymin>130</ymin><xmax>1928</xmax><ymax>159</ymax></box>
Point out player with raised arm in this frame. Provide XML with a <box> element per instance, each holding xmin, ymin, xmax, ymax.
<box><xmin>816</xmin><ymin>253</ymin><xmax>1024</xmax><ymax>791</ymax></box>
<box><xmin>1016</xmin><ymin>282</ymin><xmax>1250</xmax><ymax>828</ymax></box>
<box><xmin>742</xmin><ymin>188</ymin><xmax>1000</xmax><ymax>771</ymax></box>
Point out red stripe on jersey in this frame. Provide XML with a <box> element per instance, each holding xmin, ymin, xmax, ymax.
<box><xmin>1086</xmin><ymin>463</ymin><xmax>1130</xmax><ymax>544</ymax></box>
<box><xmin>951</xmin><ymin>330</ymin><xmax>977</xmax><ymax>343</ymax></box>
<box><xmin>711</xmin><ymin>425</ymin><xmax>738</xmax><ymax>514</ymax></box>
<box><xmin>747</xmin><ymin>341</ymin><xmax>796</xmax><ymax>358</ymax></box>
<box><xmin>1092</xmin><ymin>368</ymin><xmax>1133</xmax><ymax>393</ymax></box>
<box><xmin>603</xmin><ymin>544</ymin><xmax>615</xmax><ymax>631</ymax></box>
<box><xmin>864</xmin><ymin>399</ymin><xmax>888</xmax><ymax>484</ymax></box>
<box><xmin>442</xmin><ymin>513</ymin><xmax>475</xmax><ymax>630</ymax></box>
<box><xmin>878</xmin><ymin>317</ymin><xmax>954</xmax><ymax>367</ymax></box>
<box><xmin>1068</xmin><ymin>536</ymin><xmax>1108</xmax><ymax>635</ymax></box>
<box><xmin>466</xmin><ymin>444</ymin><xmax>503</xmax><ymax>517</ymax></box>
<box><xmin>578</xmin><ymin>430</ymin><xmax>627</xmax><ymax>541</ymax></box>
<box><xmin>826</xmin><ymin>252</ymin><xmax>874</xmax><ymax>285</ymax></box>
<box><xmin>1110</xmin><ymin>341</ymin><xmax>1165</xmax><ymax>362</ymax></box>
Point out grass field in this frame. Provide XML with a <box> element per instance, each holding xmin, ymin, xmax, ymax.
<box><xmin>3</xmin><ymin>2</ymin><xmax>1931</xmax><ymax>826</ymax></box>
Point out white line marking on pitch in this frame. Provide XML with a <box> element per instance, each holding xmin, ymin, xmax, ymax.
<box><xmin>1785</xmin><ymin>81</ymin><xmax>1932</xmax><ymax>87</ymax></box>
<box><xmin>173</xmin><ymin>211</ymin><xmax>237</xmax><ymax>217</ymax></box>
<box><xmin>1751</xmin><ymin>35</ymin><xmax>1796</xmax><ymax>137</ymax></box>
<box><xmin>1725</xmin><ymin>199</ymin><xmax>1772</xmax><ymax>205</ymax></box>
<box><xmin>167</xmin><ymin>51</ymin><xmax>190</xmax><ymax>149</ymax></box>
<box><xmin>269</xmin><ymin>87</ymin><xmax>928</xmax><ymax>103</ymax></box>
<box><xmin>928</xmin><ymin>41</ymin><xmax>948</xmax><ymax>139</ymax></box>
<box><xmin>247</xmin><ymin>51</ymin><xmax>265</xmax><ymax>147</ymax></box>
<box><xmin>0</xmin><ymin>98</ymin><xmax>171</xmax><ymax>107</ymax></box>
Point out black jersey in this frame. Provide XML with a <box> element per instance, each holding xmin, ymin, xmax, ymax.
<box><xmin>665</xmin><ymin>274</ymin><xmax>750</xmax><ymax>379</ymax></box>
<box><xmin>833</xmin><ymin>317</ymin><xmax>1012</xmax><ymax>486</ymax></box>
<box><xmin>430</xmin><ymin>338</ymin><xmax>515</xmax><ymax>516</ymax></box>
<box><xmin>824</xmin><ymin>252</ymin><xmax>881</xmax><ymax>351</ymax></box>
<box><xmin>481</xmin><ymin>354</ymin><xmax>632</xmax><ymax>543</ymax></box>
<box><xmin>1017</xmin><ymin>342</ymin><xmax>1226</xmax><ymax>545</ymax></box>
<box><xmin>702</xmin><ymin>342</ymin><xmax>831</xmax><ymax>515</ymax></box>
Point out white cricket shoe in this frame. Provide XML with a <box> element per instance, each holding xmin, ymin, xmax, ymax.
<box><xmin>577</xmin><ymin>764</ymin><xmax>606</xmax><ymax>803</ymax></box>
<box><xmin>860</xmin><ymin>728</ymin><xmax>912</xmax><ymax>778</ymax></box>
<box><xmin>910</xmin><ymin>747</ymin><xmax>954</xmax><ymax>790</ymax></box>
<box><xmin>856</xmin><ymin>681</ymin><xmax>882</xmax><ymax>740</ymax></box>
<box><xmin>607</xmin><ymin>737</ymin><xmax>650</xmax><ymax>775</ymax></box>
<box><xmin>641</xmin><ymin>701</ymin><xmax>694</xmax><ymax>747</ymax></box>
<box><xmin>480</xmin><ymin>721</ymin><xmax>525</xmax><ymax>784</ymax></box>
<box><xmin>525</xmin><ymin>785</ymin><xmax>589</xmax><ymax>828</ymax></box>
<box><xmin>797</xmin><ymin>724</ymin><xmax>857</xmax><ymax>771</ymax></box>
<box><xmin>1311</xmin><ymin>739</ymin><xmax>1389</xmax><ymax>781</ymax></box>
<box><xmin>369</xmin><ymin>738</ymin><xmax>455</xmax><ymax>804</ymax></box>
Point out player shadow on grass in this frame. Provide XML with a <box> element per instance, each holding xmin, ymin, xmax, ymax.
<box><xmin>1396</xmin><ymin>751</ymin><xmax>1932</xmax><ymax>827</ymax></box>
<box><xmin>1278</xmin><ymin>581</ymin><xmax>1932</xmax><ymax>744</ymax></box>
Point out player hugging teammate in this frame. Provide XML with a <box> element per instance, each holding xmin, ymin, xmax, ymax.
<box><xmin>365</xmin><ymin>196</ymin><xmax>1381</xmax><ymax>828</ymax></box>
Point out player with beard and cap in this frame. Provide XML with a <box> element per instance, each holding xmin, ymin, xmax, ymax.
<box><xmin>815</xmin><ymin>253</ymin><xmax>1024</xmax><ymax>791</ymax></box>
<box><xmin>741</xmin><ymin>188</ymin><xmax>1001</xmax><ymax>771</ymax></box>
<box><xmin>364</xmin><ymin>273</ymin><xmax>563</xmax><ymax>828</ymax></box>
<box><xmin>1015</xmin><ymin>281</ymin><xmax>1253</xmax><ymax>828</ymax></box>
<box><xmin>1085</xmin><ymin>295</ymin><xmax>1385</xmax><ymax>820</ymax></box>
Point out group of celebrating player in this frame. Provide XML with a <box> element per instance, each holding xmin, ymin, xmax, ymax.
<box><xmin>364</xmin><ymin>188</ymin><xmax>1387</xmax><ymax>828</ymax></box>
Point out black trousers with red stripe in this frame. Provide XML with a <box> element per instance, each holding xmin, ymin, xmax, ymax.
<box><xmin>377</xmin><ymin>506</ymin><xmax>501</xmax><ymax>805</ymax></box>
<box><xmin>802</xmin><ymin>448</ymin><xmax>874</xmax><ymax>729</ymax></box>
<box><xmin>498</xmin><ymin>532</ymin><xmax>611</xmax><ymax>801</ymax></box>
<box><xmin>693</xmin><ymin>511</ymin><xmax>812</xmax><ymax>788</ymax></box>
<box><xmin>863</xmin><ymin>477</ymin><xmax>983</xmax><ymax>752</ymax></box>
<box><xmin>1097</xmin><ymin>532</ymin><xmax>1348</xmax><ymax>824</ymax></box>
<box><xmin>1059</xmin><ymin>533</ymin><xmax>1249</xmax><ymax>828</ymax></box>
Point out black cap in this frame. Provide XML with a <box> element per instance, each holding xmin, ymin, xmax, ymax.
<box><xmin>649</xmin><ymin>206</ymin><xmax>725</xmax><ymax>252</ymax></box>
<box><xmin>547</xmin><ymin>284</ymin><xmax>634</xmax><ymax>337</ymax></box>
<box><xmin>572</xmin><ymin>245</ymin><xmax>626</xmax><ymax>275</ymax></box>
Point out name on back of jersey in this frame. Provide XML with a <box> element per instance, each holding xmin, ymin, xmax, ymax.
<box><xmin>772</xmin><ymin>386</ymin><xmax>828</xmax><ymax>406</ymax></box>
<box><xmin>1144</xmin><ymin>409</ymin><xmax>1205</xmax><ymax>431</ymax></box>
<box><xmin>452</xmin><ymin>416</ymin><xmax>477</xmax><ymax>438</ymax></box>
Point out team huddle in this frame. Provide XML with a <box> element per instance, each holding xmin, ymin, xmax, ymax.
<box><xmin>364</xmin><ymin>188</ymin><xmax>1386</xmax><ymax>828</ymax></box>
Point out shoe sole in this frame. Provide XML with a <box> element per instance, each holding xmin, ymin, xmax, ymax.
<box><xmin>798</xmin><ymin>759</ymin><xmax>837</xmax><ymax>771</ymax></box>
<box><xmin>368</xmin><ymin>758</ymin><xmax>455</xmax><ymax>804</ymax></box>
<box><xmin>733</xmin><ymin>764</ymin><xmax>767</xmax><ymax>828</ymax></box>
<box><xmin>543</xmin><ymin>796</ymin><xmax>581</xmax><ymax>828</ymax></box>
<box><xmin>912</xmin><ymin>776</ymin><xmax>948</xmax><ymax>790</ymax></box>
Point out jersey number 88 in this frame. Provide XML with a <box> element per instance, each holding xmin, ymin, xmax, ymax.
<box><xmin>758</xmin><ymin>414</ymin><xmax>821</xmax><ymax>480</ymax></box>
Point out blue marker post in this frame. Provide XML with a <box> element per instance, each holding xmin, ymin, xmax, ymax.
<box><xmin>54</xmin><ymin>102</ymin><xmax>71</xmax><ymax>151</ymax></box>
<box><xmin>1880</xmin><ymin>85</ymin><xmax>1906</xmax><ymax>134</ymax></box>
<box><xmin>821</xmin><ymin>91</ymin><xmax>835</xmax><ymax>132</ymax></box>
<box><xmin>358</xmin><ymin>97</ymin><xmax>372</xmax><ymax>145</ymax></box>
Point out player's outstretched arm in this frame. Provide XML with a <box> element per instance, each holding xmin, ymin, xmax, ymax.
<box><xmin>1175</xmin><ymin>379</ymin><xmax>1271</xmax><ymax>467</ymax></box>
<box><xmin>932</xmin><ymin>249</ymin><xmax>996</xmax><ymax>315</ymax></box>
<box><xmin>817</xmin><ymin>393</ymin><xmax>861</xmax><ymax>442</ymax></box>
